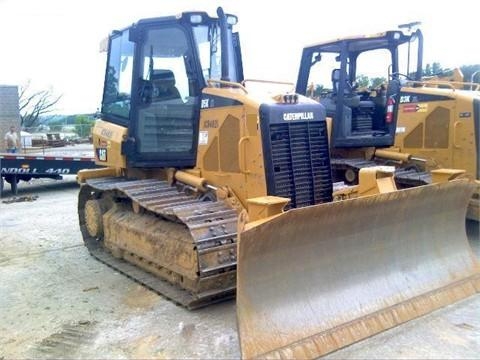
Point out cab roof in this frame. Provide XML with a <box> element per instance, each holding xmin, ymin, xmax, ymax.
<box><xmin>303</xmin><ymin>30</ymin><xmax>415</xmax><ymax>53</ymax></box>
<box><xmin>111</xmin><ymin>10</ymin><xmax>236</xmax><ymax>35</ymax></box>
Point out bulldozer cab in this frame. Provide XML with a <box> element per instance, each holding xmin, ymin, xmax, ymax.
<box><xmin>296</xmin><ymin>28</ymin><xmax>423</xmax><ymax>149</ymax></box>
<box><xmin>100</xmin><ymin>9</ymin><xmax>243</xmax><ymax>168</ymax></box>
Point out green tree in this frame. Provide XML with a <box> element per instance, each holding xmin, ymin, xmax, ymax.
<box><xmin>48</xmin><ymin>119</ymin><xmax>65</xmax><ymax>132</ymax></box>
<box><xmin>355</xmin><ymin>75</ymin><xmax>370</xmax><ymax>88</ymax></box>
<box><xmin>460</xmin><ymin>64</ymin><xmax>480</xmax><ymax>84</ymax></box>
<box><xmin>423</xmin><ymin>63</ymin><xmax>480</xmax><ymax>88</ymax></box>
<box><xmin>313</xmin><ymin>84</ymin><xmax>325</xmax><ymax>97</ymax></box>
<box><xmin>424</xmin><ymin>63</ymin><xmax>432</xmax><ymax>76</ymax></box>
<box><xmin>431</xmin><ymin>62</ymin><xmax>443</xmax><ymax>75</ymax></box>
<box><xmin>75</xmin><ymin>115</ymin><xmax>95</xmax><ymax>138</ymax></box>
<box><xmin>371</xmin><ymin>77</ymin><xmax>387</xmax><ymax>88</ymax></box>
<box><xmin>423</xmin><ymin>62</ymin><xmax>444</xmax><ymax>77</ymax></box>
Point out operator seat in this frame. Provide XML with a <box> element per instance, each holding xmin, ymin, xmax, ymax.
<box><xmin>332</xmin><ymin>68</ymin><xmax>353</xmax><ymax>95</ymax></box>
<box><xmin>331</xmin><ymin>69</ymin><xmax>376</xmax><ymax>133</ymax></box>
<box><xmin>331</xmin><ymin>68</ymin><xmax>360</xmax><ymax>107</ymax></box>
<box><xmin>151</xmin><ymin>69</ymin><xmax>181</xmax><ymax>101</ymax></box>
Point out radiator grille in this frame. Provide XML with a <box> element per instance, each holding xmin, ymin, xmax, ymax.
<box><xmin>263</xmin><ymin>112</ymin><xmax>332</xmax><ymax>208</ymax></box>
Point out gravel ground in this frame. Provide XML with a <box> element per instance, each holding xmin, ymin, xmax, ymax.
<box><xmin>0</xmin><ymin>178</ymin><xmax>479</xmax><ymax>359</ymax></box>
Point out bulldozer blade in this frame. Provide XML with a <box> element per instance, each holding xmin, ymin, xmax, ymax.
<box><xmin>237</xmin><ymin>180</ymin><xmax>480</xmax><ymax>359</ymax></box>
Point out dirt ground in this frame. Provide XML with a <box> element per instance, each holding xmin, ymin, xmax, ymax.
<box><xmin>0</xmin><ymin>177</ymin><xmax>479</xmax><ymax>359</ymax></box>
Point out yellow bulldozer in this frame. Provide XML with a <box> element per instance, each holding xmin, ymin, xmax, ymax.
<box><xmin>393</xmin><ymin>72</ymin><xmax>480</xmax><ymax>220</ymax></box>
<box><xmin>77</xmin><ymin>9</ymin><xmax>480</xmax><ymax>359</ymax></box>
<box><xmin>295</xmin><ymin>25</ymin><xmax>480</xmax><ymax>221</ymax></box>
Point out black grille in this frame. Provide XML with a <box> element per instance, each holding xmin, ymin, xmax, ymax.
<box><xmin>260</xmin><ymin>103</ymin><xmax>333</xmax><ymax>209</ymax></box>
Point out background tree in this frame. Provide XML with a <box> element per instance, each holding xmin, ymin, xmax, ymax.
<box><xmin>354</xmin><ymin>75</ymin><xmax>386</xmax><ymax>89</ymax></box>
<box><xmin>355</xmin><ymin>75</ymin><xmax>370</xmax><ymax>88</ymax></box>
<box><xmin>47</xmin><ymin>119</ymin><xmax>65</xmax><ymax>132</ymax></box>
<box><xmin>371</xmin><ymin>77</ymin><xmax>387</xmax><ymax>88</ymax></box>
<box><xmin>19</xmin><ymin>81</ymin><xmax>62</xmax><ymax>128</ymax></box>
<box><xmin>423</xmin><ymin>62</ymin><xmax>443</xmax><ymax>76</ymax></box>
<box><xmin>431</xmin><ymin>62</ymin><xmax>443</xmax><ymax>75</ymax></box>
<box><xmin>424</xmin><ymin>63</ymin><xmax>432</xmax><ymax>76</ymax></box>
<box><xmin>74</xmin><ymin>115</ymin><xmax>95</xmax><ymax>138</ymax></box>
<box><xmin>423</xmin><ymin>63</ymin><xmax>480</xmax><ymax>89</ymax></box>
<box><xmin>313</xmin><ymin>84</ymin><xmax>325</xmax><ymax>98</ymax></box>
<box><xmin>460</xmin><ymin>64</ymin><xmax>480</xmax><ymax>84</ymax></box>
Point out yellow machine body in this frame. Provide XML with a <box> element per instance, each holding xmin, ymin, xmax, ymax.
<box><xmin>394</xmin><ymin>86</ymin><xmax>478</xmax><ymax>179</ymax></box>
<box><xmin>295</xmin><ymin>27</ymin><xmax>480</xmax><ymax>221</ymax></box>
<box><xmin>86</xmin><ymin>85</ymin><xmax>275</xmax><ymax>209</ymax></box>
<box><xmin>193</xmin><ymin>86</ymin><xmax>269</xmax><ymax>206</ymax></box>
<box><xmin>78</xmin><ymin>10</ymin><xmax>479</xmax><ymax>356</ymax></box>
<box><xmin>393</xmin><ymin>83</ymin><xmax>480</xmax><ymax>220</ymax></box>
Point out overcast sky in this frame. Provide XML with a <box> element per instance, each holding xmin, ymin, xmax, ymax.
<box><xmin>0</xmin><ymin>0</ymin><xmax>477</xmax><ymax>115</ymax></box>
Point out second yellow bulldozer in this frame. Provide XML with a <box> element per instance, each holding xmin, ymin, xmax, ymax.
<box><xmin>295</xmin><ymin>25</ymin><xmax>480</xmax><ymax>221</ymax></box>
<box><xmin>77</xmin><ymin>8</ymin><xmax>480</xmax><ymax>358</ymax></box>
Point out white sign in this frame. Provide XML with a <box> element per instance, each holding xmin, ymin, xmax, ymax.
<box><xmin>198</xmin><ymin>131</ymin><xmax>209</xmax><ymax>145</ymax></box>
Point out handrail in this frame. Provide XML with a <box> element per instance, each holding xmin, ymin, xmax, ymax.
<box><xmin>453</xmin><ymin>121</ymin><xmax>462</xmax><ymax>149</ymax></box>
<box><xmin>242</xmin><ymin>78</ymin><xmax>294</xmax><ymax>87</ymax></box>
<box><xmin>207</xmin><ymin>79</ymin><xmax>248</xmax><ymax>94</ymax></box>
<box><xmin>238</xmin><ymin>136</ymin><xmax>251</xmax><ymax>174</ymax></box>
<box><xmin>405</xmin><ymin>79</ymin><xmax>480</xmax><ymax>91</ymax></box>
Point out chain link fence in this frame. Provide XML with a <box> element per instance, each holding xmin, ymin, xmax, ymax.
<box><xmin>14</xmin><ymin>124</ymin><xmax>94</xmax><ymax>156</ymax></box>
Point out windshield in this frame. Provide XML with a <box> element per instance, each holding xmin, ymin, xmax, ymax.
<box><xmin>398</xmin><ymin>33</ymin><xmax>421</xmax><ymax>79</ymax></box>
<box><xmin>355</xmin><ymin>49</ymin><xmax>390</xmax><ymax>87</ymax></box>
<box><xmin>306</xmin><ymin>52</ymin><xmax>338</xmax><ymax>99</ymax></box>
<box><xmin>140</xmin><ymin>26</ymin><xmax>191</xmax><ymax>102</ymax></box>
<box><xmin>192</xmin><ymin>23</ymin><xmax>239</xmax><ymax>83</ymax></box>
<box><xmin>102</xmin><ymin>30</ymin><xmax>134</xmax><ymax>122</ymax></box>
<box><xmin>306</xmin><ymin>47</ymin><xmax>393</xmax><ymax>100</ymax></box>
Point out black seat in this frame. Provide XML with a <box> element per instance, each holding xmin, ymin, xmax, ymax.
<box><xmin>331</xmin><ymin>68</ymin><xmax>360</xmax><ymax>107</ymax></box>
<box><xmin>332</xmin><ymin>68</ymin><xmax>353</xmax><ymax>96</ymax></box>
<box><xmin>151</xmin><ymin>69</ymin><xmax>181</xmax><ymax>101</ymax></box>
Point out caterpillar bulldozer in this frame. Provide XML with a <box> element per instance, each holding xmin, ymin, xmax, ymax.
<box><xmin>77</xmin><ymin>9</ymin><xmax>480</xmax><ymax>359</ymax></box>
<box><xmin>295</xmin><ymin>25</ymin><xmax>480</xmax><ymax>221</ymax></box>
<box><xmin>393</xmin><ymin>73</ymin><xmax>480</xmax><ymax>220</ymax></box>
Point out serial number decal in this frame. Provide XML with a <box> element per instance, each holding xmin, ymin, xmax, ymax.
<box><xmin>203</xmin><ymin>119</ymin><xmax>219</xmax><ymax>128</ymax></box>
<box><xmin>100</xmin><ymin>128</ymin><xmax>114</xmax><ymax>139</ymax></box>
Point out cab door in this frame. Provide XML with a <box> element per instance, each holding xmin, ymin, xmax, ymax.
<box><xmin>128</xmin><ymin>24</ymin><xmax>202</xmax><ymax>168</ymax></box>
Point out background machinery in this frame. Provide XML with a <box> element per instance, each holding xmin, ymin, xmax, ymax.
<box><xmin>77</xmin><ymin>9</ymin><xmax>480</xmax><ymax>358</ymax></box>
<box><xmin>394</xmin><ymin>74</ymin><xmax>480</xmax><ymax>220</ymax></box>
<box><xmin>295</xmin><ymin>26</ymin><xmax>480</xmax><ymax>220</ymax></box>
